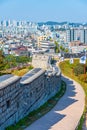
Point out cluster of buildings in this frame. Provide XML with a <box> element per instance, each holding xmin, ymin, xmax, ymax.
<box><xmin>0</xmin><ymin>20</ymin><xmax>87</xmax><ymax>56</ymax></box>
<box><xmin>0</xmin><ymin>20</ymin><xmax>87</xmax><ymax>129</ymax></box>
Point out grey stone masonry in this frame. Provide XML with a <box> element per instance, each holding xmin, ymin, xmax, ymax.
<box><xmin>0</xmin><ymin>75</ymin><xmax>21</xmax><ymax>130</ymax></box>
<box><xmin>32</xmin><ymin>54</ymin><xmax>52</xmax><ymax>69</ymax></box>
<box><xmin>0</xmin><ymin>67</ymin><xmax>61</xmax><ymax>130</ymax></box>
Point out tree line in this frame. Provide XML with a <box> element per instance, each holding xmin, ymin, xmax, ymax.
<box><xmin>0</xmin><ymin>50</ymin><xmax>32</xmax><ymax>71</ymax></box>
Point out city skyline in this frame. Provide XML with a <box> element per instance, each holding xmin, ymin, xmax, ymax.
<box><xmin>0</xmin><ymin>0</ymin><xmax>87</xmax><ymax>22</ymax></box>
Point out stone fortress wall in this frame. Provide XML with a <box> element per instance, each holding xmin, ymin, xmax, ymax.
<box><xmin>32</xmin><ymin>54</ymin><xmax>52</xmax><ymax>69</ymax></box>
<box><xmin>0</xmin><ymin>54</ymin><xmax>61</xmax><ymax>130</ymax></box>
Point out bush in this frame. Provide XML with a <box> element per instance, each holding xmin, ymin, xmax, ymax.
<box><xmin>4</xmin><ymin>64</ymin><xmax>10</xmax><ymax>69</ymax></box>
<box><xmin>28</xmin><ymin>65</ymin><xmax>33</xmax><ymax>70</ymax></box>
<box><xmin>74</xmin><ymin>63</ymin><xmax>84</xmax><ymax>76</ymax></box>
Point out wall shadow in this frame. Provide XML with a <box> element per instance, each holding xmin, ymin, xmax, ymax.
<box><xmin>55</xmin><ymin>76</ymin><xmax>78</xmax><ymax>111</ymax></box>
<box><xmin>25</xmin><ymin>112</ymin><xmax>66</xmax><ymax>130</ymax></box>
<box><xmin>25</xmin><ymin>75</ymin><xmax>79</xmax><ymax>130</ymax></box>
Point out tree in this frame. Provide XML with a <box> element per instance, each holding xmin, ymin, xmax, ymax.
<box><xmin>0</xmin><ymin>50</ymin><xmax>4</xmax><ymax>64</ymax></box>
<box><xmin>65</xmin><ymin>48</ymin><xmax>69</xmax><ymax>53</ymax></box>
<box><xmin>0</xmin><ymin>50</ymin><xmax>5</xmax><ymax>71</ymax></box>
<box><xmin>59</xmin><ymin>45</ymin><xmax>69</xmax><ymax>53</ymax></box>
<box><xmin>16</xmin><ymin>56</ymin><xmax>30</xmax><ymax>64</ymax></box>
<box><xmin>54</xmin><ymin>41</ymin><xmax>60</xmax><ymax>53</ymax></box>
<box><xmin>60</xmin><ymin>45</ymin><xmax>65</xmax><ymax>52</ymax></box>
<box><xmin>4</xmin><ymin>55</ymin><xmax>17</xmax><ymax>68</ymax></box>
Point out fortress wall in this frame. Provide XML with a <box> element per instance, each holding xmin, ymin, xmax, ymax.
<box><xmin>20</xmin><ymin>72</ymin><xmax>46</xmax><ymax>117</ymax></box>
<box><xmin>44</xmin><ymin>72</ymin><xmax>61</xmax><ymax>102</ymax></box>
<box><xmin>0</xmin><ymin>68</ymin><xmax>61</xmax><ymax>130</ymax></box>
<box><xmin>0</xmin><ymin>78</ymin><xmax>21</xmax><ymax>130</ymax></box>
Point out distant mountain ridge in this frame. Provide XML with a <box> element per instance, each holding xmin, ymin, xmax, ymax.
<box><xmin>38</xmin><ymin>21</ymin><xmax>83</xmax><ymax>26</ymax></box>
<box><xmin>38</xmin><ymin>21</ymin><xmax>67</xmax><ymax>26</ymax></box>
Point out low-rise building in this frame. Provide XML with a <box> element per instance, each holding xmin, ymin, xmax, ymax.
<box><xmin>39</xmin><ymin>40</ymin><xmax>55</xmax><ymax>53</ymax></box>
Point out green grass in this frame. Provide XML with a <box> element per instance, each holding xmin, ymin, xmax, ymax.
<box><xmin>6</xmin><ymin>81</ymin><xmax>66</xmax><ymax>130</ymax></box>
<box><xmin>59</xmin><ymin>59</ymin><xmax>87</xmax><ymax>130</ymax></box>
<box><xmin>0</xmin><ymin>65</ymin><xmax>33</xmax><ymax>76</ymax></box>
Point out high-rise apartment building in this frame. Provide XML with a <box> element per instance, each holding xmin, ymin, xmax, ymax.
<box><xmin>66</xmin><ymin>28</ymin><xmax>87</xmax><ymax>44</ymax></box>
<box><xmin>85</xmin><ymin>29</ymin><xmax>87</xmax><ymax>44</ymax></box>
<box><xmin>80</xmin><ymin>29</ymin><xmax>87</xmax><ymax>44</ymax></box>
<box><xmin>66</xmin><ymin>29</ymin><xmax>75</xmax><ymax>42</ymax></box>
<box><xmin>66</xmin><ymin>29</ymin><xmax>71</xmax><ymax>42</ymax></box>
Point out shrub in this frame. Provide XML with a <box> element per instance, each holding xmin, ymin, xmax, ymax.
<box><xmin>74</xmin><ymin>63</ymin><xmax>84</xmax><ymax>76</ymax></box>
<box><xmin>28</xmin><ymin>65</ymin><xmax>33</xmax><ymax>70</ymax></box>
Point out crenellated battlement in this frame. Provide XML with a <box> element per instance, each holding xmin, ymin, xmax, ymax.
<box><xmin>0</xmin><ymin>65</ymin><xmax>61</xmax><ymax>130</ymax></box>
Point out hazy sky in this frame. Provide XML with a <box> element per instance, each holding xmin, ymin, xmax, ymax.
<box><xmin>0</xmin><ymin>0</ymin><xmax>87</xmax><ymax>22</ymax></box>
